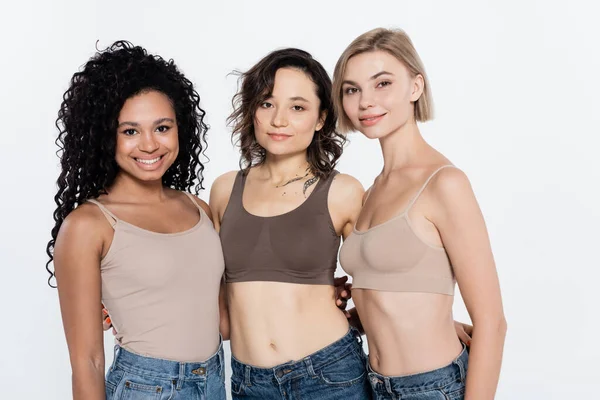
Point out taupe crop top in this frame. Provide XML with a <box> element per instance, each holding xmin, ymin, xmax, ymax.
<box><xmin>219</xmin><ymin>170</ymin><xmax>340</xmax><ymax>285</ymax></box>
<box><xmin>88</xmin><ymin>192</ymin><xmax>225</xmax><ymax>362</ymax></box>
<box><xmin>340</xmin><ymin>166</ymin><xmax>456</xmax><ymax>295</ymax></box>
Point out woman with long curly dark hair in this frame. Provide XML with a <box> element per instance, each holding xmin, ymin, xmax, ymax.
<box><xmin>210</xmin><ymin>48</ymin><xmax>371</xmax><ymax>399</ymax></box>
<box><xmin>48</xmin><ymin>41</ymin><xmax>227</xmax><ymax>400</ymax></box>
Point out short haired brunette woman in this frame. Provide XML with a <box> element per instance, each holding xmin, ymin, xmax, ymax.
<box><xmin>335</xmin><ymin>29</ymin><xmax>507</xmax><ymax>399</ymax></box>
<box><xmin>47</xmin><ymin>42</ymin><xmax>227</xmax><ymax>400</ymax></box>
<box><xmin>210</xmin><ymin>48</ymin><xmax>371</xmax><ymax>399</ymax></box>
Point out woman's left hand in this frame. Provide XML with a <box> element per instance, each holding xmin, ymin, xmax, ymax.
<box><xmin>334</xmin><ymin>276</ymin><xmax>352</xmax><ymax>317</ymax></box>
<box><xmin>454</xmin><ymin>321</ymin><xmax>473</xmax><ymax>346</ymax></box>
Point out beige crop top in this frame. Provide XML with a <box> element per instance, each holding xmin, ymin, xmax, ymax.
<box><xmin>340</xmin><ymin>166</ymin><xmax>456</xmax><ymax>295</ymax></box>
<box><xmin>88</xmin><ymin>192</ymin><xmax>225</xmax><ymax>362</ymax></box>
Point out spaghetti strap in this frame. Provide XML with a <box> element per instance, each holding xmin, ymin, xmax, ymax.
<box><xmin>405</xmin><ymin>165</ymin><xmax>456</xmax><ymax>212</ymax></box>
<box><xmin>182</xmin><ymin>192</ymin><xmax>203</xmax><ymax>212</ymax></box>
<box><xmin>87</xmin><ymin>199</ymin><xmax>118</xmax><ymax>228</ymax></box>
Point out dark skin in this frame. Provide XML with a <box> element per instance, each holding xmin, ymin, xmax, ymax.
<box><xmin>56</xmin><ymin>91</ymin><xmax>212</xmax><ymax>400</ymax></box>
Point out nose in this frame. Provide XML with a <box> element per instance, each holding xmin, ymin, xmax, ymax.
<box><xmin>359</xmin><ymin>90</ymin><xmax>375</xmax><ymax>111</ymax></box>
<box><xmin>138</xmin><ymin>131</ymin><xmax>159</xmax><ymax>153</ymax></box>
<box><xmin>271</xmin><ymin>107</ymin><xmax>288</xmax><ymax>128</ymax></box>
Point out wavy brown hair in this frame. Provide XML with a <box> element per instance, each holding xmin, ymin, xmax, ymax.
<box><xmin>228</xmin><ymin>48</ymin><xmax>345</xmax><ymax>178</ymax></box>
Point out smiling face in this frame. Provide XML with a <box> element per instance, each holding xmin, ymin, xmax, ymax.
<box><xmin>253</xmin><ymin>67</ymin><xmax>325</xmax><ymax>158</ymax></box>
<box><xmin>114</xmin><ymin>90</ymin><xmax>179</xmax><ymax>182</ymax></box>
<box><xmin>341</xmin><ymin>50</ymin><xmax>424</xmax><ymax>139</ymax></box>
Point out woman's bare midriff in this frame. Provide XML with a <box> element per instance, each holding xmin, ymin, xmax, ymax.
<box><xmin>228</xmin><ymin>281</ymin><xmax>350</xmax><ymax>367</ymax></box>
<box><xmin>354</xmin><ymin>289</ymin><xmax>463</xmax><ymax>377</ymax></box>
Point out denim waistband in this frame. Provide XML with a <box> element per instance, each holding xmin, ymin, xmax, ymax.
<box><xmin>111</xmin><ymin>338</ymin><xmax>224</xmax><ymax>381</ymax></box>
<box><xmin>231</xmin><ymin>328</ymin><xmax>363</xmax><ymax>385</ymax></box>
<box><xmin>368</xmin><ymin>343</ymin><xmax>468</xmax><ymax>392</ymax></box>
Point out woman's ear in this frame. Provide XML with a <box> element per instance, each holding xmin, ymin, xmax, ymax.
<box><xmin>410</xmin><ymin>74</ymin><xmax>425</xmax><ymax>102</ymax></box>
<box><xmin>316</xmin><ymin>110</ymin><xmax>327</xmax><ymax>131</ymax></box>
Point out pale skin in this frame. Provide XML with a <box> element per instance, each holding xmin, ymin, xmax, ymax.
<box><xmin>341</xmin><ymin>50</ymin><xmax>507</xmax><ymax>399</ymax></box>
<box><xmin>210</xmin><ymin>67</ymin><xmax>365</xmax><ymax>366</ymax></box>
<box><xmin>54</xmin><ymin>91</ymin><xmax>228</xmax><ymax>400</ymax></box>
<box><xmin>210</xmin><ymin>67</ymin><xmax>472</xmax><ymax>367</ymax></box>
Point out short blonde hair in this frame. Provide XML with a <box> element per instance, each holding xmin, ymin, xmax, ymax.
<box><xmin>333</xmin><ymin>28</ymin><xmax>433</xmax><ymax>133</ymax></box>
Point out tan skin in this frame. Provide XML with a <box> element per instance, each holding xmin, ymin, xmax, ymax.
<box><xmin>54</xmin><ymin>90</ymin><xmax>227</xmax><ymax>400</ymax></box>
<box><xmin>210</xmin><ymin>67</ymin><xmax>365</xmax><ymax>366</ymax></box>
<box><xmin>341</xmin><ymin>51</ymin><xmax>507</xmax><ymax>399</ymax></box>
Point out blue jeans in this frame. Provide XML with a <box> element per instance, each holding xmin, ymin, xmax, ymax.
<box><xmin>231</xmin><ymin>328</ymin><xmax>371</xmax><ymax>399</ymax></box>
<box><xmin>105</xmin><ymin>341</ymin><xmax>226</xmax><ymax>400</ymax></box>
<box><xmin>367</xmin><ymin>344</ymin><xmax>468</xmax><ymax>400</ymax></box>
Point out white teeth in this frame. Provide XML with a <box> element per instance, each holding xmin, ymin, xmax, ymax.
<box><xmin>136</xmin><ymin>156</ymin><xmax>161</xmax><ymax>165</ymax></box>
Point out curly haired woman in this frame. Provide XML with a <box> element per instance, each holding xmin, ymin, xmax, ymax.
<box><xmin>47</xmin><ymin>41</ymin><xmax>227</xmax><ymax>400</ymax></box>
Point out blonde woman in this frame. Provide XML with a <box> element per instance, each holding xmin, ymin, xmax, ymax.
<box><xmin>335</xmin><ymin>28</ymin><xmax>506</xmax><ymax>400</ymax></box>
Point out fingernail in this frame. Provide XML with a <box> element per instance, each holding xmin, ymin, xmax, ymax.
<box><xmin>102</xmin><ymin>309</ymin><xmax>108</xmax><ymax>315</ymax></box>
<box><xmin>106</xmin><ymin>317</ymin><xmax>111</xmax><ymax>324</ymax></box>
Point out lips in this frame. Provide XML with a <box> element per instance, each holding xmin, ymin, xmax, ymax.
<box><xmin>135</xmin><ymin>155</ymin><xmax>163</xmax><ymax>165</ymax></box>
<box><xmin>267</xmin><ymin>133</ymin><xmax>292</xmax><ymax>141</ymax></box>
<box><xmin>133</xmin><ymin>154</ymin><xmax>166</xmax><ymax>169</ymax></box>
<box><xmin>359</xmin><ymin>113</ymin><xmax>386</xmax><ymax>127</ymax></box>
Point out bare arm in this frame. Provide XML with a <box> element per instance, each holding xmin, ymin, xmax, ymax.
<box><xmin>328</xmin><ymin>173</ymin><xmax>365</xmax><ymax>330</ymax></box>
<box><xmin>193</xmin><ymin>193</ymin><xmax>230</xmax><ymax>341</ymax></box>
<box><xmin>54</xmin><ymin>206</ymin><xmax>108</xmax><ymax>400</ymax></box>
<box><xmin>207</xmin><ymin>173</ymin><xmax>237</xmax><ymax>340</ymax></box>
<box><xmin>431</xmin><ymin>168</ymin><xmax>507</xmax><ymax>400</ymax></box>
<box><xmin>209</xmin><ymin>171</ymin><xmax>237</xmax><ymax>233</ymax></box>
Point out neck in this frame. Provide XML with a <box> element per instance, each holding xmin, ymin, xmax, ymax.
<box><xmin>379</xmin><ymin>118</ymin><xmax>427</xmax><ymax>176</ymax></box>
<box><xmin>108</xmin><ymin>172</ymin><xmax>168</xmax><ymax>203</ymax></box>
<box><xmin>258</xmin><ymin>151</ymin><xmax>310</xmax><ymax>184</ymax></box>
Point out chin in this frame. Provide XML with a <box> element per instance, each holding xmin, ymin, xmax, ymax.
<box><xmin>262</xmin><ymin>144</ymin><xmax>301</xmax><ymax>157</ymax></box>
<box><xmin>356</xmin><ymin>127</ymin><xmax>390</xmax><ymax>140</ymax></box>
<box><xmin>134</xmin><ymin>172</ymin><xmax>166</xmax><ymax>182</ymax></box>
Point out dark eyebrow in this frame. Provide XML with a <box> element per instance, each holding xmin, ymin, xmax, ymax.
<box><xmin>154</xmin><ymin>117</ymin><xmax>176</xmax><ymax>125</ymax></box>
<box><xmin>117</xmin><ymin>117</ymin><xmax>175</xmax><ymax>128</ymax></box>
<box><xmin>289</xmin><ymin>96</ymin><xmax>309</xmax><ymax>102</ymax></box>
<box><xmin>342</xmin><ymin>71</ymin><xmax>395</xmax><ymax>87</ymax></box>
<box><xmin>117</xmin><ymin>121</ymin><xmax>139</xmax><ymax>128</ymax></box>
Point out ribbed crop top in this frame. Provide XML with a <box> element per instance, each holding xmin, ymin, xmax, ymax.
<box><xmin>219</xmin><ymin>170</ymin><xmax>340</xmax><ymax>285</ymax></box>
<box><xmin>88</xmin><ymin>192</ymin><xmax>225</xmax><ymax>362</ymax></box>
<box><xmin>340</xmin><ymin>166</ymin><xmax>456</xmax><ymax>295</ymax></box>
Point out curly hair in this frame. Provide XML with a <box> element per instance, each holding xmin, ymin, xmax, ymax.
<box><xmin>46</xmin><ymin>40</ymin><xmax>208</xmax><ymax>287</ymax></box>
<box><xmin>227</xmin><ymin>48</ymin><xmax>346</xmax><ymax>178</ymax></box>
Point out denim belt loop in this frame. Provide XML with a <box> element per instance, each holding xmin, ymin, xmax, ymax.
<box><xmin>176</xmin><ymin>363</ymin><xmax>185</xmax><ymax>390</ymax></box>
<box><xmin>454</xmin><ymin>356</ymin><xmax>467</xmax><ymax>383</ymax></box>
<box><xmin>303</xmin><ymin>357</ymin><xmax>317</xmax><ymax>377</ymax></box>
<box><xmin>244</xmin><ymin>365</ymin><xmax>252</xmax><ymax>387</ymax></box>
<box><xmin>384</xmin><ymin>376</ymin><xmax>394</xmax><ymax>396</ymax></box>
<box><xmin>217</xmin><ymin>347</ymin><xmax>224</xmax><ymax>377</ymax></box>
<box><xmin>110</xmin><ymin>345</ymin><xmax>120</xmax><ymax>372</ymax></box>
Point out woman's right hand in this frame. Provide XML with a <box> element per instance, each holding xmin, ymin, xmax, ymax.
<box><xmin>102</xmin><ymin>306</ymin><xmax>117</xmax><ymax>335</ymax></box>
